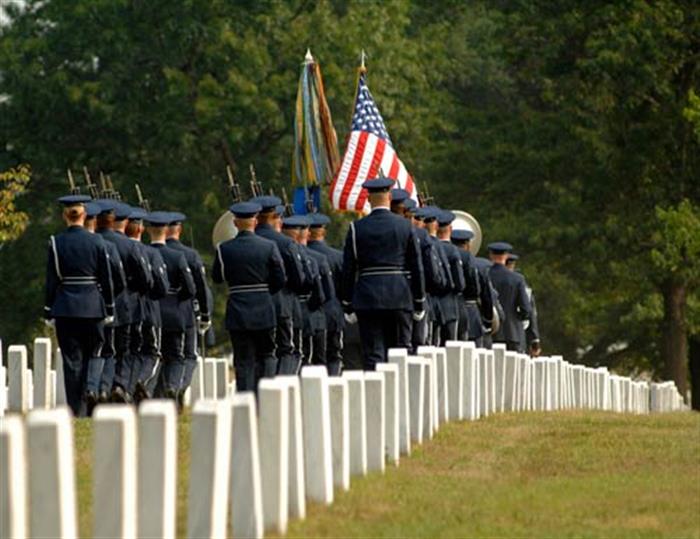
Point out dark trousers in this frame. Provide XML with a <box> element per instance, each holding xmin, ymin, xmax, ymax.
<box><xmin>281</xmin><ymin>326</ymin><xmax>304</xmax><ymax>375</ymax></box>
<box><xmin>137</xmin><ymin>324</ymin><xmax>161</xmax><ymax>392</ymax></box>
<box><xmin>276</xmin><ymin>317</ymin><xmax>297</xmax><ymax>375</ymax></box>
<box><xmin>412</xmin><ymin>316</ymin><xmax>429</xmax><ymax>353</ymax></box>
<box><xmin>326</xmin><ymin>330</ymin><xmax>343</xmax><ymax>375</ymax></box>
<box><xmin>112</xmin><ymin>324</ymin><xmax>131</xmax><ymax>392</ymax></box>
<box><xmin>303</xmin><ymin>329</ymin><xmax>327</xmax><ymax>367</ymax></box>
<box><xmin>356</xmin><ymin>309</ymin><xmax>412</xmax><ymax>370</ymax></box>
<box><xmin>438</xmin><ymin>320</ymin><xmax>458</xmax><ymax>346</ymax></box>
<box><xmin>179</xmin><ymin>325</ymin><xmax>198</xmax><ymax>392</ymax></box>
<box><xmin>99</xmin><ymin>325</ymin><xmax>115</xmax><ymax>394</ymax></box>
<box><xmin>230</xmin><ymin>329</ymin><xmax>276</xmax><ymax>392</ymax></box>
<box><xmin>159</xmin><ymin>329</ymin><xmax>185</xmax><ymax>394</ymax></box>
<box><xmin>55</xmin><ymin>318</ymin><xmax>104</xmax><ymax>417</ymax></box>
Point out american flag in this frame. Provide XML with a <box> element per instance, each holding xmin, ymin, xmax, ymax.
<box><xmin>330</xmin><ymin>72</ymin><xmax>416</xmax><ymax>212</ymax></box>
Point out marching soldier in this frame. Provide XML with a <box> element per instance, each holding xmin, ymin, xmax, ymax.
<box><xmin>95</xmin><ymin>199</ymin><xmax>151</xmax><ymax>402</ymax></box>
<box><xmin>212</xmin><ymin>202</ymin><xmax>287</xmax><ymax>391</ymax></box>
<box><xmin>451</xmin><ymin>229</ymin><xmax>493</xmax><ymax>345</ymax></box>
<box><xmin>507</xmin><ymin>253</ymin><xmax>542</xmax><ymax>356</ymax></box>
<box><xmin>44</xmin><ymin>195</ymin><xmax>114</xmax><ymax>416</ymax></box>
<box><xmin>488</xmin><ymin>242</ymin><xmax>532</xmax><ymax>352</ymax></box>
<box><xmin>282</xmin><ymin>215</ymin><xmax>327</xmax><ymax>368</ymax></box>
<box><xmin>252</xmin><ymin>195</ymin><xmax>307</xmax><ymax>375</ymax></box>
<box><xmin>474</xmin><ymin>254</ymin><xmax>503</xmax><ymax>349</ymax></box>
<box><xmin>435</xmin><ymin>210</ymin><xmax>466</xmax><ymax>344</ymax></box>
<box><xmin>166</xmin><ymin>212</ymin><xmax>212</xmax><ymax>404</ymax></box>
<box><xmin>126</xmin><ymin>208</ymin><xmax>169</xmax><ymax>402</ymax></box>
<box><xmin>308</xmin><ymin>213</ymin><xmax>345</xmax><ymax>375</ymax></box>
<box><xmin>341</xmin><ymin>177</ymin><xmax>425</xmax><ymax>370</ymax></box>
<box><xmin>146</xmin><ymin>211</ymin><xmax>196</xmax><ymax>403</ymax></box>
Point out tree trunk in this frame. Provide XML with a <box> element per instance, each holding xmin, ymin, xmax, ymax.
<box><xmin>661</xmin><ymin>280</ymin><xmax>688</xmax><ymax>400</ymax></box>
<box><xmin>689</xmin><ymin>335</ymin><xmax>700</xmax><ymax>411</ymax></box>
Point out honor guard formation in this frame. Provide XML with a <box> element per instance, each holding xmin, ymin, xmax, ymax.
<box><xmin>45</xmin><ymin>176</ymin><xmax>541</xmax><ymax>417</ymax></box>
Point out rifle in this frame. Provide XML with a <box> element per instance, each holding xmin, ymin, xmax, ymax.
<box><xmin>106</xmin><ymin>175</ymin><xmax>121</xmax><ymax>200</ymax></box>
<box><xmin>99</xmin><ymin>172</ymin><xmax>112</xmax><ymax>199</ymax></box>
<box><xmin>304</xmin><ymin>185</ymin><xmax>315</xmax><ymax>214</ymax></box>
<box><xmin>67</xmin><ymin>169</ymin><xmax>81</xmax><ymax>195</ymax></box>
<box><xmin>83</xmin><ymin>167</ymin><xmax>100</xmax><ymax>199</ymax></box>
<box><xmin>135</xmin><ymin>183</ymin><xmax>151</xmax><ymax>212</ymax></box>
<box><xmin>249</xmin><ymin>164</ymin><xmax>264</xmax><ymax>198</ymax></box>
<box><xmin>226</xmin><ymin>165</ymin><xmax>242</xmax><ymax>203</ymax></box>
<box><xmin>418</xmin><ymin>180</ymin><xmax>434</xmax><ymax>207</ymax></box>
<box><xmin>281</xmin><ymin>188</ymin><xmax>295</xmax><ymax>217</ymax></box>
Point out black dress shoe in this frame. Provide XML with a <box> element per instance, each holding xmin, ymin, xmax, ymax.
<box><xmin>84</xmin><ymin>391</ymin><xmax>99</xmax><ymax>417</ymax></box>
<box><xmin>111</xmin><ymin>385</ymin><xmax>128</xmax><ymax>403</ymax></box>
<box><xmin>98</xmin><ymin>391</ymin><xmax>109</xmax><ymax>403</ymax></box>
<box><xmin>133</xmin><ymin>382</ymin><xmax>150</xmax><ymax>405</ymax></box>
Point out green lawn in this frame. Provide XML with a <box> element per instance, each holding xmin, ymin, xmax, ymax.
<box><xmin>75</xmin><ymin>410</ymin><xmax>700</xmax><ymax>538</ymax></box>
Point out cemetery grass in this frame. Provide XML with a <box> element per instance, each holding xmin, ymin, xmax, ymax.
<box><xmin>73</xmin><ymin>410</ymin><xmax>700</xmax><ymax>538</ymax></box>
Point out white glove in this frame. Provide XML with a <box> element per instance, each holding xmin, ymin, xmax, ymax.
<box><xmin>44</xmin><ymin>318</ymin><xmax>55</xmax><ymax>329</ymax></box>
<box><xmin>412</xmin><ymin>310</ymin><xmax>426</xmax><ymax>322</ymax></box>
<box><xmin>198</xmin><ymin>320</ymin><xmax>212</xmax><ymax>335</ymax></box>
<box><xmin>344</xmin><ymin>312</ymin><xmax>358</xmax><ymax>324</ymax></box>
<box><xmin>104</xmin><ymin>315</ymin><xmax>115</xmax><ymax>326</ymax></box>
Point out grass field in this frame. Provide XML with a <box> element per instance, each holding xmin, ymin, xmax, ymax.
<box><xmin>74</xmin><ymin>410</ymin><xmax>700</xmax><ymax>538</ymax></box>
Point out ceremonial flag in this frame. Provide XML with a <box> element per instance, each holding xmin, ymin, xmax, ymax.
<box><xmin>291</xmin><ymin>50</ymin><xmax>340</xmax><ymax>213</ymax></box>
<box><xmin>330</xmin><ymin>68</ymin><xmax>416</xmax><ymax>213</ymax></box>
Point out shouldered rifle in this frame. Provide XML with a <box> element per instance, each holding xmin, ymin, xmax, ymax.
<box><xmin>304</xmin><ymin>185</ymin><xmax>315</xmax><ymax>214</ymax></box>
<box><xmin>135</xmin><ymin>183</ymin><xmax>151</xmax><ymax>212</ymax></box>
<box><xmin>226</xmin><ymin>165</ymin><xmax>242</xmax><ymax>203</ymax></box>
<box><xmin>282</xmin><ymin>187</ymin><xmax>294</xmax><ymax>217</ymax></box>
<box><xmin>106</xmin><ymin>175</ymin><xmax>121</xmax><ymax>200</ymax></box>
<box><xmin>249</xmin><ymin>164</ymin><xmax>264</xmax><ymax>198</ymax></box>
<box><xmin>67</xmin><ymin>169</ymin><xmax>81</xmax><ymax>195</ymax></box>
<box><xmin>83</xmin><ymin>167</ymin><xmax>100</xmax><ymax>199</ymax></box>
<box><xmin>99</xmin><ymin>172</ymin><xmax>112</xmax><ymax>199</ymax></box>
<box><xmin>418</xmin><ymin>180</ymin><xmax>434</xmax><ymax>207</ymax></box>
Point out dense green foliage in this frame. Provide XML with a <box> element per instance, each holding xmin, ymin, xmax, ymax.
<box><xmin>1</xmin><ymin>1</ymin><xmax>698</xmax><ymax>391</ymax></box>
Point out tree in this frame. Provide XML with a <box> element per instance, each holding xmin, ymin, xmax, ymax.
<box><xmin>0</xmin><ymin>164</ymin><xmax>30</xmax><ymax>243</ymax></box>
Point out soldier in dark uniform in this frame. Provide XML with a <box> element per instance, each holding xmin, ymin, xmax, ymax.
<box><xmin>488</xmin><ymin>242</ymin><xmax>532</xmax><ymax>352</ymax></box>
<box><xmin>282</xmin><ymin>216</ymin><xmax>327</xmax><ymax>368</ymax></box>
<box><xmin>451</xmin><ymin>229</ymin><xmax>493</xmax><ymax>345</ymax></box>
<box><xmin>474</xmin><ymin>254</ymin><xmax>503</xmax><ymax>349</ymax></box>
<box><xmin>403</xmin><ymin>198</ymin><xmax>418</xmax><ymax>221</ymax></box>
<box><xmin>308</xmin><ymin>213</ymin><xmax>344</xmax><ymax>375</ymax></box>
<box><xmin>166</xmin><ymin>212</ymin><xmax>211</xmax><ymax>404</ymax></box>
<box><xmin>44</xmin><ymin>195</ymin><xmax>114</xmax><ymax>416</ymax></box>
<box><xmin>507</xmin><ymin>253</ymin><xmax>542</xmax><ymax>356</ymax></box>
<box><xmin>212</xmin><ymin>202</ymin><xmax>287</xmax><ymax>391</ymax></box>
<box><xmin>390</xmin><ymin>188</ymin><xmax>410</xmax><ymax>217</ymax></box>
<box><xmin>341</xmin><ymin>177</ymin><xmax>425</xmax><ymax>370</ymax></box>
<box><xmin>252</xmin><ymin>196</ymin><xmax>307</xmax><ymax>375</ymax></box>
<box><xmin>434</xmin><ymin>210</ymin><xmax>466</xmax><ymax>344</ymax></box>
<box><xmin>146</xmin><ymin>212</ymin><xmax>196</xmax><ymax>402</ymax></box>
<box><xmin>125</xmin><ymin>208</ymin><xmax>169</xmax><ymax>402</ymax></box>
<box><xmin>95</xmin><ymin>199</ymin><xmax>152</xmax><ymax>402</ymax></box>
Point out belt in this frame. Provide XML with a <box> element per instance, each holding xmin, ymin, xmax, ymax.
<box><xmin>62</xmin><ymin>276</ymin><xmax>97</xmax><ymax>285</ymax></box>
<box><xmin>299</xmin><ymin>293</ymin><xmax>311</xmax><ymax>302</ymax></box>
<box><xmin>359</xmin><ymin>266</ymin><xmax>408</xmax><ymax>277</ymax></box>
<box><xmin>466</xmin><ymin>300</ymin><xmax>478</xmax><ymax>305</ymax></box>
<box><xmin>167</xmin><ymin>287</ymin><xmax>181</xmax><ymax>295</ymax></box>
<box><xmin>229</xmin><ymin>284</ymin><xmax>269</xmax><ymax>294</ymax></box>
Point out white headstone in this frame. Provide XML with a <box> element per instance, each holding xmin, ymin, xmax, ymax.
<box><xmin>54</xmin><ymin>348</ymin><xmax>67</xmax><ymax>406</ymax></box>
<box><xmin>49</xmin><ymin>370</ymin><xmax>57</xmax><ymax>409</ymax></box>
<box><xmin>502</xmin><ymin>351</ymin><xmax>519</xmax><ymax>412</ymax></box>
<box><xmin>0</xmin><ymin>415</ymin><xmax>27</xmax><ymax>539</ymax></box>
<box><xmin>138</xmin><ymin>400</ymin><xmax>177</xmax><ymax>539</ymax></box>
<box><xmin>422</xmin><ymin>356</ymin><xmax>434</xmax><ymax>438</ymax></box>
<box><xmin>33</xmin><ymin>338</ymin><xmax>52</xmax><ymax>410</ymax></box>
<box><xmin>492</xmin><ymin>344</ymin><xmax>506</xmax><ymax>412</ymax></box>
<box><xmin>8</xmin><ymin>345</ymin><xmax>29</xmax><ymax>413</ymax></box>
<box><xmin>203</xmin><ymin>358</ymin><xmax>218</xmax><ymax>400</ymax></box>
<box><xmin>342</xmin><ymin>370</ymin><xmax>368</xmax><ymax>476</ymax></box>
<box><xmin>388</xmin><ymin>348</ymin><xmax>411</xmax><ymax>455</ymax></box>
<box><xmin>444</xmin><ymin>342</ymin><xmax>465</xmax><ymax>420</ymax></box>
<box><xmin>190</xmin><ymin>356</ymin><xmax>204</xmax><ymax>403</ymax></box>
<box><xmin>93</xmin><ymin>405</ymin><xmax>138</xmax><ymax>539</ymax></box>
<box><xmin>463</xmin><ymin>345</ymin><xmax>479</xmax><ymax>420</ymax></box>
<box><xmin>364</xmin><ymin>371</ymin><xmax>386</xmax><ymax>473</ymax></box>
<box><xmin>407</xmin><ymin>357</ymin><xmax>425</xmax><ymax>444</ymax></box>
<box><xmin>215</xmin><ymin>358</ymin><xmax>229</xmax><ymax>399</ymax></box>
<box><xmin>187</xmin><ymin>400</ymin><xmax>231</xmax><ymax>539</ymax></box>
<box><xmin>376</xmin><ymin>363</ymin><xmax>399</xmax><ymax>465</ymax></box>
<box><xmin>26</xmin><ymin>407</ymin><xmax>77</xmax><ymax>539</ymax></box>
<box><xmin>229</xmin><ymin>392</ymin><xmax>264</xmax><ymax>539</ymax></box>
<box><xmin>0</xmin><ymin>366</ymin><xmax>6</xmax><ymax>417</ymax></box>
<box><xmin>434</xmin><ymin>347</ymin><xmax>448</xmax><ymax>423</ymax></box>
<box><xmin>478</xmin><ymin>351</ymin><xmax>489</xmax><ymax>416</ymax></box>
<box><xmin>277</xmin><ymin>375</ymin><xmax>306</xmax><ymax>517</ymax></box>
<box><xmin>417</xmin><ymin>346</ymin><xmax>440</xmax><ymax>430</ymax></box>
<box><xmin>327</xmin><ymin>378</ymin><xmax>350</xmax><ymax>490</ymax></box>
<box><xmin>258</xmin><ymin>379</ymin><xmax>290</xmax><ymax>533</ymax></box>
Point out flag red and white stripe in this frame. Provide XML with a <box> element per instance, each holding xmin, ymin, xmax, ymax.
<box><xmin>330</xmin><ymin>72</ymin><xmax>416</xmax><ymax>213</ymax></box>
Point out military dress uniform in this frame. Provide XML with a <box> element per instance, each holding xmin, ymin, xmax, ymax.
<box><xmin>308</xmin><ymin>213</ymin><xmax>345</xmax><ymax>375</ymax></box>
<box><xmin>488</xmin><ymin>242</ymin><xmax>532</xmax><ymax>352</ymax></box>
<box><xmin>253</xmin><ymin>196</ymin><xmax>308</xmax><ymax>375</ymax></box>
<box><xmin>44</xmin><ymin>195</ymin><xmax>114</xmax><ymax>416</ymax></box>
<box><xmin>212</xmin><ymin>202</ymin><xmax>287</xmax><ymax>391</ymax></box>
<box><xmin>434</xmin><ymin>210</ymin><xmax>466</xmax><ymax>345</ymax></box>
<box><xmin>302</xmin><ymin>235</ymin><xmax>334</xmax><ymax>368</ymax></box>
<box><xmin>96</xmin><ymin>200</ymin><xmax>151</xmax><ymax>401</ymax></box>
<box><xmin>146</xmin><ymin>212</ymin><xmax>196</xmax><ymax>399</ymax></box>
<box><xmin>474</xmin><ymin>255</ymin><xmax>503</xmax><ymax>348</ymax></box>
<box><xmin>166</xmin><ymin>212</ymin><xmax>212</xmax><ymax>400</ymax></box>
<box><xmin>341</xmin><ymin>178</ymin><xmax>426</xmax><ymax>370</ymax></box>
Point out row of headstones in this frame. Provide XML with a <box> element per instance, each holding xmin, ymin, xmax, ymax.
<box><xmin>1</xmin><ymin>341</ymin><xmax>688</xmax><ymax>539</ymax></box>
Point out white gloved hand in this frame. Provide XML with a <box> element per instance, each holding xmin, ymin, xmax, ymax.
<box><xmin>104</xmin><ymin>315</ymin><xmax>115</xmax><ymax>326</ymax></box>
<box><xmin>198</xmin><ymin>320</ymin><xmax>212</xmax><ymax>335</ymax></box>
<box><xmin>344</xmin><ymin>312</ymin><xmax>358</xmax><ymax>324</ymax></box>
<box><xmin>412</xmin><ymin>310</ymin><xmax>426</xmax><ymax>322</ymax></box>
<box><xmin>44</xmin><ymin>318</ymin><xmax>55</xmax><ymax>329</ymax></box>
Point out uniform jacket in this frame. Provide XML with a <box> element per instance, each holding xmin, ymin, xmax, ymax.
<box><xmin>435</xmin><ymin>239</ymin><xmax>465</xmax><ymax>324</ymax></box>
<box><xmin>342</xmin><ymin>208</ymin><xmax>425</xmax><ymax>313</ymax></box>
<box><xmin>212</xmin><ymin>231</ymin><xmax>287</xmax><ymax>331</ymax></box>
<box><xmin>95</xmin><ymin>234</ymin><xmax>126</xmax><ymax>324</ymax></box>
<box><xmin>475</xmin><ymin>256</ymin><xmax>503</xmax><ymax>329</ymax></box>
<box><xmin>489</xmin><ymin>263</ymin><xmax>532</xmax><ymax>343</ymax></box>
<box><xmin>308</xmin><ymin>239</ymin><xmax>345</xmax><ymax>333</ymax></box>
<box><xmin>304</xmin><ymin>246</ymin><xmax>334</xmax><ymax>333</ymax></box>
<box><xmin>143</xmin><ymin>245</ymin><xmax>170</xmax><ymax>327</ymax></box>
<box><xmin>525</xmin><ymin>286</ymin><xmax>540</xmax><ymax>347</ymax></box>
<box><xmin>151</xmin><ymin>243</ymin><xmax>196</xmax><ymax>331</ymax></box>
<box><xmin>166</xmin><ymin>238</ymin><xmax>212</xmax><ymax>326</ymax></box>
<box><xmin>44</xmin><ymin>226</ymin><xmax>114</xmax><ymax>319</ymax></box>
